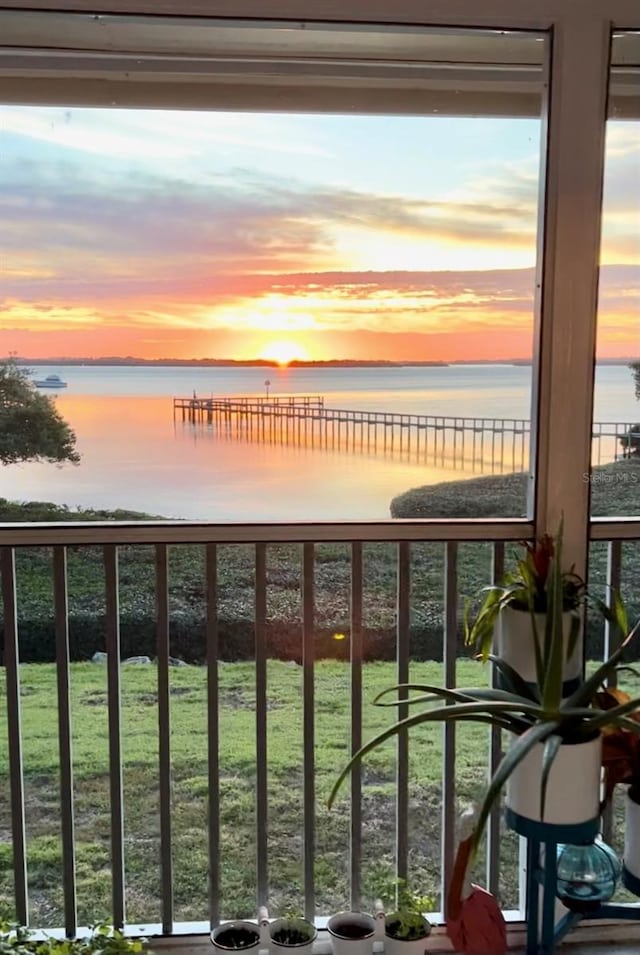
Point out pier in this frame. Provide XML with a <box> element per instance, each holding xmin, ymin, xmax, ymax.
<box><xmin>173</xmin><ymin>395</ymin><xmax>635</xmax><ymax>473</ymax></box>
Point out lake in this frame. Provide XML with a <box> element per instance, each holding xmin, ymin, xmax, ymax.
<box><xmin>1</xmin><ymin>363</ymin><xmax>636</xmax><ymax>521</ymax></box>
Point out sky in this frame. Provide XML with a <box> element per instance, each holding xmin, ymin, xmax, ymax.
<box><xmin>1</xmin><ymin>105</ymin><xmax>638</xmax><ymax>363</ymax></box>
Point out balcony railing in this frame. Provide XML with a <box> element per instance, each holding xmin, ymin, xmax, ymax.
<box><xmin>0</xmin><ymin>521</ymin><xmax>638</xmax><ymax>937</ymax></box>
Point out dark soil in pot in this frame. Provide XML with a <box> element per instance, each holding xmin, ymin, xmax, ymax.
<box><xmin>271</xmin><ymin>928</ymin><xmax>314</xmax><ymax>946</ymax></box>
<box><xmin>385</xmin><ymin>919</ymin><xmax>429</xmax><ymax>942</ymax></box>
<box><xmin>331</xmin><ymin>922</ymin><xmax>372</xmax><ymax>940</ymax></box>
<box><xmin>213</xmin><ymin>927</ymin><xmax>260</xmax><ymax>950</ymax></box>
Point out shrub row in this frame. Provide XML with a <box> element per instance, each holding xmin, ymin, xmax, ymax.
<box><xmin>1</xmin><ymin>612</ymin><xmax>614</xmax><ymax>665</ymax></box>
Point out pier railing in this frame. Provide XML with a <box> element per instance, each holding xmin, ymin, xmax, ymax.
<box><xmin>173</xmin><ymin>396</ymin><xmax>637</xmax><ymax>472</ymax></box>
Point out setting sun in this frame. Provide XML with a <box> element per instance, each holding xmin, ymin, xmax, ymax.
<box><xmin>259</xmin><ymin>340</ymin><xmax>310</xmax><ymax>366</ymax></box>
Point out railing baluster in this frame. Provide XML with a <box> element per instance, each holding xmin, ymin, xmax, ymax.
<box><xmin>1</xmin><ymin>547</ymin><xmax>28</xmax><ymax>924</ymax></box>
<box><xmin>487</xmin><ymin>541</ymin><xmax>505</xmax><ymax>897</ymax></box>
<box><xmin>155</xmin><ymin>543</ymin><xmax>173</xmax><ymax>933</ymax></box>
<box><xmin>206</xmin><ymin>543</ymin><xmax>220</xmax><ymax>927</ymax></box>
<box><xmin>255</xmin><ymin>543</ymin><xmax>268</xmax><ymax>909</ymax></box>
<box><xmin>53</xmin><ymin>546</ymin><xmax>77</xmax><ymax>936</ymax></box>
<box><xmin>602</xmin><ymin>539</ymin><xmax>622</xmax><ymax>845</ymax></box>
<box><xmin>350</xmin><ymin>542</ymin><xmax>363</xmax><ymax>910</ymax></box>
<box><xmin>604</xmin><ymin>539</ymin><xmax>623</xmax><ymax>680</ymax></box>
<box><xmin>302</xmin><ymin>543</ymin><xmax>315</xmax><ymax>920</ymax></box>
<box><xmin>396</xmin><ymin>542</ymin><xmax>410</xmax><ymax>883</ymax></box>
<box><xmin>104</xmin><ymin>544</ymin><xmax>125</xmax><ymax>928</ymax></box>
<box><xmin>441</xmin><ymin>542</ymin><xmax>458</xmax><ymax>907</ymax></box>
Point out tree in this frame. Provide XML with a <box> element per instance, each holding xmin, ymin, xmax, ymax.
<box><xmin>631</xmin><ymin>361</ymin><xmax>640</xmax><ymax>401</ymax></box>
<box><xmin>0</xmin><ymin>359</ymin><xmax>80</xmax><ymax>466</ymax></box>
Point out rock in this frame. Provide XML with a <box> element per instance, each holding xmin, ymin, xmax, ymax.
<box><xmin>122</xmin><ymin>655</ymin><xmax>152</xmax><ymax>665</ymax></box>
<box><xmin>168</xmin><ymin>656</ymin><xmax>188</xmax><ymax>667</ymax></box>
<box><xmin>91</xmin><ymin>651</ymin><xmax>108</xmax><ymax>663</ymax></box>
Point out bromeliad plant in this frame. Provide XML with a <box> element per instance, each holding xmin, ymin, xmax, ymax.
<box><xmin>464</xmin><ymin>528</ymin><xmax>586</xmax><ymax>662</ymax></box>
<box><xmin>329</xmin><ymin>530</ymin><xmax>640</xmax><ymax>857</ymax></box>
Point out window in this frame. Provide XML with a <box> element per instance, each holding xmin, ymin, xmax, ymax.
<box><xmin>0</xmin><ymin>17</ymin><xmax>547</xmax><ymax>523</ymax></box>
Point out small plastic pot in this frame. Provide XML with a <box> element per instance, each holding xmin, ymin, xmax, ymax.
<box><xmin>327</xmin><ymin>912</ymin><xmax>376</xmax><ymax>955</ymax></box>
<box><xmin>269</xmin><ymin>917</ymin><xmax>317</xmax><ymax>955</ymax></box>
<box><xmin>384</xmin><ymin>912</ymin><xmax>432</xmax><ymax>955</ymax></box>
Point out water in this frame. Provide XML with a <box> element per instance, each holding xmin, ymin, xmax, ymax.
<box><xmin>1</xmin><ymin>363</ymin><xmax>635</xmax><ymax>521</ymax></box>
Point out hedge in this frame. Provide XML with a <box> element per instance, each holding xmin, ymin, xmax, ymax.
<box><xmin>1</xmin><ymin>612</ymin><xmax>613</xmax><ymax>665</ymax></box>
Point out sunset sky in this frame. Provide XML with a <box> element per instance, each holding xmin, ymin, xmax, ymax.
<box><xmin>1</xmin><ymin>106</ymin><xmax>638</xmax><ymax>362</ymax></box>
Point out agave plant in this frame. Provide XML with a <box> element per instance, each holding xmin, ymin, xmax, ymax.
<box><xmin>329</xmin><ymin>531</ymin><xmax>640</xmax><ymax>856</ymax></box>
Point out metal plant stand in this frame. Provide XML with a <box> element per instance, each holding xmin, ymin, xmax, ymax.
<box><xmin>506</xmin><ymin>809</ymin><xmax>640</xmax><ymax>955</ymax></box>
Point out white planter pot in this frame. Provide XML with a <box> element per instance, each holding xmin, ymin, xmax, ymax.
<box><xmin>383</xmin><ymin>915</ymin><xmax>431</xmax><ymax>955</ymax></box>
<box><xmin>268</xmin><ymin>918</ymin><xmax>317</xmax><ymax>955</ymax></box>
<box><xmin>328</xmin><ymin>912</ymin><xmax>377</xmax><ymax>955</ymax></box>
<box><xmin>384</xmin><ymin>934</ymin><xmax>429</xmax><ymax>955</ymax></box>
<box><xmin>211</xmin><ymin>921</ymin><xmax>263</xmax><ymax>954</ymax></box>
<box><xmin>624</xmin><ymin>789</ymin><xmax>640</xmax><ymax>881</ymax></box>
<box><xmin>497</xmin><ymin>606</ymin><xmax>582</xmax><ymax>686</ymax></box>
<box><xmin>506</xmin><ymin>733</ymin><xmax>601</xmax><ymax>826</ymax></box>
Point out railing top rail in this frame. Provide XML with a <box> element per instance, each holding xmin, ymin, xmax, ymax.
<box><xmin>0</xmin><ymin>518</ymin><xmax>534</xmax><ymax>547</ymax></box>
<box><xmin>195</xmin><ymin>401</ymin><xmax>533</xmax><ymax>424</ymax></box>
<box><xmin>173</xmin><ymin>394</ymin><xmax>325</xmax><ymax>404</ymax></box>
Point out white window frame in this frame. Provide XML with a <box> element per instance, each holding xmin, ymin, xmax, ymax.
<box><xmin>1</xmin><ymin>1</ymin><xmax>640</xmax><ymax>946</ymax></box>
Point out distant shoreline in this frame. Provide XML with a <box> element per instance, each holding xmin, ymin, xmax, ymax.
<box><xmin>12</xmin><ymin>356</ymin><xmax>636</xmax><ymax>368</ymax></box>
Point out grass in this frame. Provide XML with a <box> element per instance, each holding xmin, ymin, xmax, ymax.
<box><xmin>0</xmin><ymin>660</ymin><xmax>517</xmax><ymax>928</ymax></box>
<box><xmin>3</xmin><ymin>532</ymin><xmax>637</xmax><ymax>667</ymax></box>
<box><xmin>390</xmin><ymin>458</ymin><xmax>640</xmax><ymax>519</ymax></box>
<box><xmin>1</xmin><ymin>661</ymin><xmax>638</xmax><ymax>929</ymax></box>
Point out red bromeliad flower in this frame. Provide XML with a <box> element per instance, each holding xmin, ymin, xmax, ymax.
<box><xmin>523</xmin><ymin>534</ymin><xmax>554</xmax><ymax>590</ymax></box>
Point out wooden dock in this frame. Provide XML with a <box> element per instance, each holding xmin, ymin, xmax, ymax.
<box><xmin>173</xmin><ymin>395</ymin><xmax>634</xmax><ymax>473</ymax></box>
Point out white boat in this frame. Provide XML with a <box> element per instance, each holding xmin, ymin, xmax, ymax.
<box><xmin>34</xmin><ymin>373</ymin><xmax>68</xmax><ymax>389</ymax></box>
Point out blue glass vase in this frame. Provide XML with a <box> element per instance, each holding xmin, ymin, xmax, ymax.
<box><xmin>556</xmin><ymin>838</ymin><xmax>621</xmax><ymax>912</ymax></box>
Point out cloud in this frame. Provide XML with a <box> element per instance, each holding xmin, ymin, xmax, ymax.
<box><xmin>3</xmin><ymin>265</ymin><xmax>636</xmax><ymax>343</ymax></box>
<box><xmin>0</xmin><ymin>107</ymin><xmax>332</xmax><ymax>161</ymax></box>
<box><xmin>1</xmin><ymin>108</ymin><xmax>636</xmax><ymax>360</ymax></box>
<box><xmin>0</xmin><ymin>133</ymin><xmax>542</xmax><ymax>294</ymax></box>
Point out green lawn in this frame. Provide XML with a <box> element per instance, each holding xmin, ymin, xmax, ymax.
<box><xmin>2</xmin><ymin>660</ymin><xmax>636</xmax><ymax>930</ymax></box>
<box><xmin>0</xmin><ymin>660</ymin><xmax>522</xmax><ymax>928</ymax></box>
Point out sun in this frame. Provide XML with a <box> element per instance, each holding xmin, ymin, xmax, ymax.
<box><xmin>259</xmin><ymin>340</ymin><xmax>310</xmax><ymax>366</ymax></box>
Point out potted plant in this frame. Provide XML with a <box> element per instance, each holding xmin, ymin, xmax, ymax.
<box><xmin>377</xmin><ymin>880</ymin><xmax>432</xmax><ymax>955</ymax></box>
<box><xmin>599</xmin><ymin>685</ymin><xmax>640</xmax><ymax>894</ymax></box>
<box><xmin>326</xmin><ymin>911</ymin><xmax>379</xmax><ymax>955</ymax></box>
<box><xmin>268</xmin><ymin>914</ymin><xmax>317</xmax><ymax>955</ymax></box>
<box><xmin>329</xmin><ymin>531</ymin><xmax>640</xmax><ymax>858</ymax></box>
<box><xmin>464</xmin><ymin>528</ymin><xmax>585</xmax><ymax>691</ymax></box>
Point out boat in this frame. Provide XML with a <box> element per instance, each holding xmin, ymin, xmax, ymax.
<box><xmin>33</xmin><ymin>373</ymin><xmax>68</xmax><ymax>389</ymax></box>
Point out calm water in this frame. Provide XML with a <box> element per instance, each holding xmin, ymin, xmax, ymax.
<box><xmin>1</xmin><ymin>364</ymin><xmax>635</xmax><ymax>521</ymax></box>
